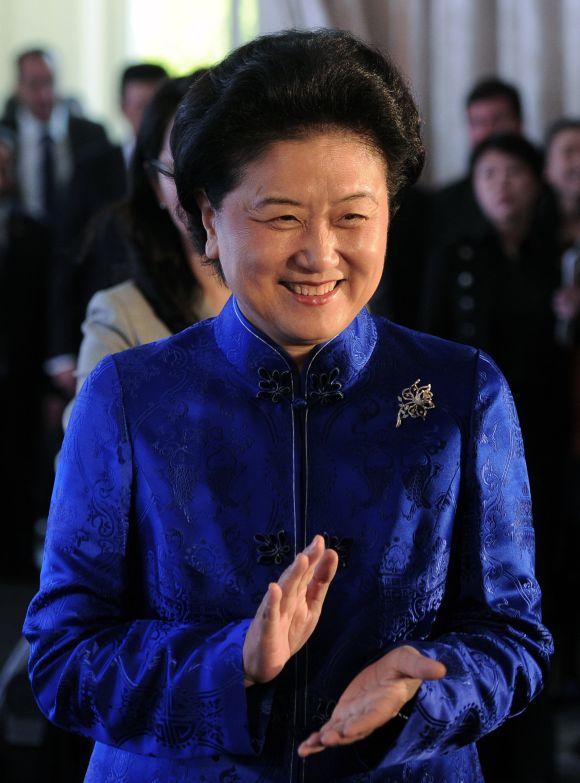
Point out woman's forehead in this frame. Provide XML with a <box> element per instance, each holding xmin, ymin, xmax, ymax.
<box><xmin>475</xmin><ymin>149</ymin><xmax>530</xmax><ymax>170</ymax></box>
<box><xmin>231</xmin><ymin>131</ymin><xmax>388</xmax><ymax>199</ymax></box>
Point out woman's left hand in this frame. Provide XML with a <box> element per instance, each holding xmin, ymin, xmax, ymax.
<box><xmin>297</xmin><ymin>645</ymin><xmax>446</xmax><ymax>757</ymax></box>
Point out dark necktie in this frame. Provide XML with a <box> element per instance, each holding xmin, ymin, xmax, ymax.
<box><xmin>41</xmin><ymin>130</ymin><xmax>55</xmax><ymax>218</ymax></box>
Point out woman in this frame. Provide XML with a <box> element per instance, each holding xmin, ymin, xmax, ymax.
<box><xmin>422</xmin><ymin>134</ymin><xmax>559</xmax><ymax>369</ymax></box>
<box><xmin>24</xmin><ymin>31</ymin><xmax>551</xmax><ymax>782</ymax></box>
<box><xmin>70</xmin><ymin>74</ymin><xmax>229</xmax><ymax>400</ymax></box>
<box><xmin>545</xmin><ymin>118</ymin><xmax>580</xmax><ymax>249</ymax></box>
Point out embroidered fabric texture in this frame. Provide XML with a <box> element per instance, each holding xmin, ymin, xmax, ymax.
<box><xmin>23</xmin><ymin>297</ymin><xmax>552</xmax><ymax>782</ymax></box>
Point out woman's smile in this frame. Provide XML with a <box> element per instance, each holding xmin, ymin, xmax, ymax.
<box><xmin>280</xmin><ymin>278</ymin><xmax>345</xmax><ymax>304</ymax></box>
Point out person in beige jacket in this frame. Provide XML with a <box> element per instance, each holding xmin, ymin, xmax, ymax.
<box><xmin>65</xmin><ymin>74</ymin><xmax>229</xmax><ymax>426</ymax></box>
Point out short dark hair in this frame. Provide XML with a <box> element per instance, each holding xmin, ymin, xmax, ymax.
<box><xmin>120</xmin><ymin>63</ymin><xmax>168</xmax><ymax>100</ymax></box>
<box><xmin>545</xmin><ymin>117</ymin><xmax>580</xmax><ymax>152</ymax></box>
<box><xmin>171</xmin><ymin>28</ymin><xmax>424</xmax><ymax>267</ymax></box>
<box><xmin>16</xmin><ymin>48</ymin><xmax>54</xmax><ymax>78</ymax></box>
<box><xmin>466</xmin><ymin>77</ymin><xmax>522</xmax><ymax>120</ymax></box>
<box><xmin>469</xmin><ymin>133</ymin><xmax>543</xmax><ymax>180</ymax></box>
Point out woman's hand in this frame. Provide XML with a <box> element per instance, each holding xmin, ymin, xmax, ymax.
<box><xmin>243</xmin><ymin>535</ymin><xmax>339</xmax><ymax>686</ymax></box>
<box><xmin>297</xmin><ymin>645</ymin><xmax>446</xmax><ymax>757</ymax></box>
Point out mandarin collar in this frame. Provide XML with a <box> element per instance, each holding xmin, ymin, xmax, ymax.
<box><xmin>213</xmin><ymin>296</ymin><xmax>377</xmax><ymax>404</ymax></box>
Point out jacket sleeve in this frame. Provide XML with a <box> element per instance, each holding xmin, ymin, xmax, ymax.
<box><xmin>379</xmin><ymin>350</ymin><xmax>553</xmax><ymax>766</ymax></box>
<box><xmin>24</xmin><ymin>355</ymin><xmax>272</xmax><ymax>759</ymax></box>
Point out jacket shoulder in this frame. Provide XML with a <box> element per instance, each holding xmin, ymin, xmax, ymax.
<box><xmin>110</xmin><ymin>317</ymin><xmax>217</xmax><ymax>394</ymax></box>
<box><xmin>372</xmin><ymin>316</ymin><xmax>482</xmax><ymax>416</ymax></box>
<box><xmin>374</xmin><ymin>316</ymin><xmax>478</xmax><ymax>366</ymax></box>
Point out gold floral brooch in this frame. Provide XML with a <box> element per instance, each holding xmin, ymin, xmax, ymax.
<box><xmin>396</xmin><ymin>379</ymin><xmax>435</xmax><ymax>428</ymax></box>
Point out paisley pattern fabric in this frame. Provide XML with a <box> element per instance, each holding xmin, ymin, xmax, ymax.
<box><xmin>23</xmin><ymin>297</ymin><xmax>552</xmax><ymax>782</ymax></box>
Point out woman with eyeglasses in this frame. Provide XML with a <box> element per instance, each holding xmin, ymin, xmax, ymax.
<box><xmin>67</xmin><ymin>73</ymin><xmax>229</xmax><ymax>406</ymax></box>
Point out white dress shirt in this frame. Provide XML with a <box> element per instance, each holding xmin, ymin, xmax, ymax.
<box><xmin>16</xmin><ymin>102</ymin><xmax>73</xmax><ymax>218</ymax></box>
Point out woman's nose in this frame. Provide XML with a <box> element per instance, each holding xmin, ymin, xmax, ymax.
<box><xmin>294</xmin><ymin>225</ymin><xmax>340</xmax><ymax>270</ymax></box>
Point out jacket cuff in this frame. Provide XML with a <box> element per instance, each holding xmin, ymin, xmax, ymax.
<box><xmin>216</xmin><ymin>619</ymin><xmax>276</xmax><ymax>755</ymax></box>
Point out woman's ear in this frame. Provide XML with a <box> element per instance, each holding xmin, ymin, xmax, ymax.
<box><xmin>196</xmin><ymin>191</ymin><xmax>219</xmax><ymax>259</ymax></box>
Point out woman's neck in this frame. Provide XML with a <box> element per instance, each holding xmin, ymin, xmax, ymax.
<box><xmin>495</xmin><ymin>214</ymin><xmax>531</xmax><ymax>259</ymax></box>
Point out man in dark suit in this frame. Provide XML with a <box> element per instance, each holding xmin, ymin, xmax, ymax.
<box><xmin>2</xmin><ymin>48</ymin><xmax>117</xmax><ymax>396</ymax></box>
<box><xmin>431</xmin><ymin>78</ymin><xmax>523</xmax><ymax>250</ymax></box>
<box><xmin>2</xmin><ymin>48</ymin><xmax>109</xmax><ymax>226</ymax></box>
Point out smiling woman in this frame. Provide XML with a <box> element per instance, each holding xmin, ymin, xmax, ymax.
<box><xmin>197</xmin><ymin>131</ymin><xmax>389</xmax><ymax>365</ymax></box>
<box><xmin>24</xmin><ymin>28</ymin><xmax>551</xmax><ymax>783</ymax></box>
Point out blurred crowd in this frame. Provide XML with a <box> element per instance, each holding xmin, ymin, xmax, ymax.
<box><xmin>0</xmin><ymin>46</ymin><xmax>579</xmax><ymax>782</ymax></box>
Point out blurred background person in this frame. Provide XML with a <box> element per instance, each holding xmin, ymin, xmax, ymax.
<box><xmin>371</xmin><ymin>77</ymin><xmax>523</xmax><ymax>333</ymax></box>
<box><xmin>0</xmin><ymin>48</ymin><xmax>118</xmax><ymax>408</ymax></box>
<box><xmin>64</xmin><ymin>72</ymin><xmax>230</xmax><ymax>423</ymax></box>
<box><xmin>431</xmin><ymin>77</ymin><xmax>523</xmax><ymax>250</ymax></box>
<box><xmin>546</xmin><ymin>119</ymin><xmax>580</xmax><ymax>346</ymax></box>
<box><xmin>0</xmin><ymin>49</ymin><xmax>121</xmax><ymax>542</ymax></box>
<box><xmin>47</xmin><ymin>63</ymin><xmax>169</xmax><ymax>392</ymax></box>
<box><xmin>120</xmin><ymin>62</ymin><xmax>167</xmax><ymax>168</ymax></box>
<box><xmin>546</xmin><ymin>118</ymin><xmax>580</xmax><ymax>249</ymax></box>
<box><xmin>0</xmin><ymin>48</ymin><xmax>108</xmax><ymax>228</ymax></box>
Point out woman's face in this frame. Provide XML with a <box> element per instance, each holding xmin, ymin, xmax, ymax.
<box><xmin>153</xmin><ymin>117</ymin><xmax>189</xmax><ymax>239</ymax></box>
<box><xmin>199</xmin><ymin>131</ymin><xmax>389</xmax><ymax>358</ymax></box>
<box><xmin>473</xmin><ymin>149</ymin><xmax>540</xmax><ymax>229</ymax></box>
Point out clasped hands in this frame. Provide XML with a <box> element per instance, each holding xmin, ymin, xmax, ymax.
<box><xmin>242</xmin><ymin>534</ymin><xmax>446</xmax><ymax>757</ymax></box>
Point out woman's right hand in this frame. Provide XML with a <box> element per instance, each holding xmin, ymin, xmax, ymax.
<box><xmin>243</xmin><ymin>535</ymin><xmax>339</xmax><ymax>686</ymax></box>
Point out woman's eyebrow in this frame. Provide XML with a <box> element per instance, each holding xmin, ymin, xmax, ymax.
<box><xmin>332</xmin><ymin>191</ymin><xmax>378</xmax><ymax>205</ymax></box>
<box><xmin>252</xmin><ymin>192</ymin><xmax>379</xmax><ymax>209</ymax></box>
<box><xmin>253</xmin><ymin>196</ymin><xmax>303</xmax><ymax>209</ymax></box>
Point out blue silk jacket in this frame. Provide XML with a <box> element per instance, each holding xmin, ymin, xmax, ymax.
<box><xmin>24</xmin><ymin>297</ymin><xmax>552</xmax><ymax>782</ymax></box>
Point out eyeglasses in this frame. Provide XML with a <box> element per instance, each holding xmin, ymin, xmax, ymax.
<box><xmin>147</xmin><ymin>159</ymin><xmax>174</xmax><ymax>178</ymax></box>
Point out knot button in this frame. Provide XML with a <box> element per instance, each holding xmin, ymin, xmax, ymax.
<box><xmin>292</xmin><ymin>397</ymin><xmax>308</xmax><ymax>410</ymax></box>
